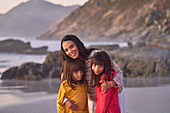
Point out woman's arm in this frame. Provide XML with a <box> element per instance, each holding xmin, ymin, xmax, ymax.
<box><xmin>100</xmin><ymin>60</ymin><xmax>124</xmax><ymax>92</ymax></box>
<box><xmin>111</xmin><ymin>60</ymin><xmax>123</xmax><ymax>87</ymax></box>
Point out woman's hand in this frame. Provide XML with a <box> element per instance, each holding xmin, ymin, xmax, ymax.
<box><xmin>99</xmin><ymin>80</ymin><xmax>117</xmax><ymax>94</ymax></box>
<box><xmin>65</xmin><ymin>99</ymin><xmax>80</xmax><ymax>111</ymax></box>
<box><xmin>99</xmin><ymin>80</ymin><xmax>111</xmax><ymax>94</ymax></box>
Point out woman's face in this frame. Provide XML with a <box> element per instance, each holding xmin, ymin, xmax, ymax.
<box><xmin>92</xmin><ymin>63</ymin><xmax>104</xmax><ymax>75</ymax></box>
<box><xmin>62</xmin><ymin>40</ymin><xmax>79</xmax><ymax>59</ymax></box>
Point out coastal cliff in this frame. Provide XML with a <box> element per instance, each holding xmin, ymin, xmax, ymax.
<box><xmin>38</xmin><ymin>0</ymin><xmax>170</xmax><ymax>41</ymax></box>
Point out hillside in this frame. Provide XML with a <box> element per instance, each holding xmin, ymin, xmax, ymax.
<box><xmin>38</xmin><ymin>0</ymin><xmax>170</xmax><ymax>41</ymax></box>
<box><xmin>0</xmin><ymin>0</ymin><xmax>79</xmax><ymax>37</ymax></box>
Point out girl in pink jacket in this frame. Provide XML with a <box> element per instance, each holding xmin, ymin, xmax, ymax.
<box><xmin>90</xmin><ymin>51</ymin><xmax>121</xmax><ymax>113</ymax></box>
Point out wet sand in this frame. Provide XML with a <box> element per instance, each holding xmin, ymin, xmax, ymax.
<box><xmin>0</xmin><ymin>95</ymin><xmax>57</xmax><ymax>113</ymax></box>
<box><xmin>0</xmin><ymin>85</ymin><xmax>170</xmax><ymax>113</ymax></box>
<box><xmin>125</xmin><ymin>85</ymin><xmax>170</xmax><ymax>113</ymax></box>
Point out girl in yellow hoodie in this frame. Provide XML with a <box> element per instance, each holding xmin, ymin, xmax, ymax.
<box><xmin>57</xmin><ymin>59</ymin><xmax>89</xmax><ymax>113</ymax></box>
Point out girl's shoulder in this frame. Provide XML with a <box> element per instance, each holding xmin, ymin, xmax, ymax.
<box><xmin>83</xmin><ymin>81</ymin><xmax>88</xmax><ymax>86</ymax></box>
<box><xmin>61</xmin><ymin>80</ymin><xmax>69</xmax><ymax>87</ymax></box>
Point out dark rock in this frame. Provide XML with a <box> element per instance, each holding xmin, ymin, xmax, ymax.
<box><xmin>134</xmin><ymin>41</ymin><xmax>146</xmax><ymax>47</ymax></box>
<box><xmin>43</xmin><ymin>51</ymin><xmax>61</xmax><ymax>78</ymax></box>
<box><xmin>1</xmin><ymin>51</ymin><xmax>62</xmax><ymax>80</ymax></box>
<box><xmin>0</xmin><ymin>39</ymin><xmax>48</xmax><ymax>54</ymax></box>
<box><xmin>1</xmin><ymin>67</ymin><xmax>18</xmax><ymax>79</ymax></box>
<box><xmin>88</xmin><ymin>44</ymin><xmax>119</xmax><ymax>50</ymax></box>
<box><xmin>43</xmin><ymin>51</ymin><xmax>61</xmax><ymax>66</ymax></box>
<box><xmin>16</xmin><ymin>62</ymin><xmax>43</xmax><ymax>80</ymax></box>
<box><xmin>0</xmin><ymin>39</ymin><xmax>31</xmax><ymax>53</ymax></box>
<box><xmin>2</xmin><ymin>43</ymin><xmax>170</xmax><ymax>80</ymax></box>
<box><xmin>127</xmin><ymin>41</ymin><xmax>133</xmax><ymax>48</ymax></box>
<box><xmin>22</xmin><ymin>46</ymin><xmax>48</xmax><ymax>54</ymax></box>
<box><xmin>125</xmin><ymin>57</ymin><xmax>156</xmax><ymax>77</ymax></box>
<box><xmin>49</xmin><ymin>67</ymin><xmax>61</xmax><ymax>78</ymax></box>
<box><xmin>155</xmin><ymin>62</ymin><xmax>168</xmax><ymax>76</ymax></box>
<box><xmin>109</xmin><ymin>46</ymin><xmax>170</xmax><ymax>77</ymax></box>
<box><xmin>145</xmin><ymin>9</ymin><xmax>160</xmax><ymax>26</ymax></box>
<box><xmin>146</xmin><ymin>38</ymin><xmax>170</xmax><ymax>50</ymax></box>
<box><xmin>1</xmin><ymin>62</ymin><xmax>60</xmax><ymax>80</ymax></box>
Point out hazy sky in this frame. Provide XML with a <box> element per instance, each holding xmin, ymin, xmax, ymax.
<box><xmin>0</xmin><ymin>0</ymin><xmax>88</xmax><ymax>14</ymax></box>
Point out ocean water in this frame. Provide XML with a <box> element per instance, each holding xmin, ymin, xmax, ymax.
<box><xmin>0</xmin><ymin>37</ymin><xmax>128</xmax><ymax>76</ymax></box>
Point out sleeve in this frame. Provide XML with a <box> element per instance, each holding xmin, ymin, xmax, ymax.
<box><xmin>57</xmin><ymin>83</ymin><xmax>66</xmax><ymax>112</ymax></box>
<box><xmin>111</xmin><ymin>60</ymin><xmax>123</xmax><ymax>87</ymax></box>
<box><xmin>90</xmin><ymin>50</ymin><xmax>101</xmax><ymax>57</ymax></box>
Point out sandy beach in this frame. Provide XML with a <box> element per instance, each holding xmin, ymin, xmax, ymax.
<box><xmin>0</xmin><ymin>95</ymin><xmax>57</xmax><ymax>113</ymax></box>
<box><xmin>0</xmin><ymin>84</ymin><xmax>170</xmax><ymax>113</ymax></box>
<box><xmin>125</xmin><ymin>85</ymin><xmax>170</xmax><ymax>113</ymax></box>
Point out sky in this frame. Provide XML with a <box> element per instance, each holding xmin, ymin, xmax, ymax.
<box><xmin>0</xmin><ymin>0</ymin><xmax>88</xmax><ymax>14</ymax></box>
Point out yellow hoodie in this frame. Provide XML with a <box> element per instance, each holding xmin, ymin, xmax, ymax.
<box><xmin>57</xmin><ymin>80</ymin><xmax>89</xmax><ymax>113</ymax></box>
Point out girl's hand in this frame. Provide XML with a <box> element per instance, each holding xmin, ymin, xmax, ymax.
<box><xmin>65</xmin><ymin>100</ymin><xmax>80</xmax><ymax>111</ymax></box>
<box><xmin>99</xmin><ymin>80</ymin><xmax>111</xmax><ymax>94</ymax></box>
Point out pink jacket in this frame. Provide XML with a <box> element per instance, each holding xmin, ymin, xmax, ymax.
<box><xmin>95</xmin><ymin>69</ymin><xmax>121</xmax><ymax>113</ymax></box>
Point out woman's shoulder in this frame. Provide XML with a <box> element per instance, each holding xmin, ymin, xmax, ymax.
<box><xmin>89</xmin><ymin>49</ymin><xmax>101</xmax><ymax>57</ymax></box>
<box><xmin>111</xmin><ymin>68</ymin><xmax>116</xmax><ymax>77</ymax></box>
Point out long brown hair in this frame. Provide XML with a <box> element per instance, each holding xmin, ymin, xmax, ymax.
<box><xmin>90</xmin><ymin>51</ymin><xmax>111</xmax><ymax>88</ymax></box>
<box><xmin>63</xmin><ymin>59</ymin><xmax>86</xmax><ymax>89</ymax></box>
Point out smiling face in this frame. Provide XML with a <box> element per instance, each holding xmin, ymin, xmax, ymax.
<box><xmin>72</xmin><ymin>70</ymin><xmax>84</xmax><ymax>81</ymax></box>
<box><xmin>92</xmin><ymin>63</ymin><xmax>104</xmax><ymax>75</ymax></box>
<box><xmin>62</xmin><ymin>40</ymin><xmax>79</xmax><ymax>59</ymax></box>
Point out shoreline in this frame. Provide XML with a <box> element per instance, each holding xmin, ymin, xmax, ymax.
<box><xmin>0</xmin><ymin>85</ymin><xmax>170</xmax><ymax>113</ymax></box>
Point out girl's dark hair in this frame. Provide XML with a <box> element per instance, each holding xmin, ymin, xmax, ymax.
<box><xmin>59</xmin><ymin>34</ymin><xmax>95</xmax><ymax>62</ymax></box>
<box><xmin>63</xmin><ymin>59</ymin><xmax>86</xmax><ymax>89</ymax></box>
<box><xmin>90</xmin><ymin>51</ymin><xmax>111</xmax><ymax>88</ymax></box>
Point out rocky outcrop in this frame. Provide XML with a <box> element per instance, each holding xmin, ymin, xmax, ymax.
<box><xmin>108</xmin><ymin>40</ymin><xmax>170</xmax><ymax>77</ymax></box>
<box><xmin>88</xmin><ymin>44</ymin><xmax>120</xmax><ymax>50</ymax></box>
<box><xmin>38</xmin><ymin>0</ymin><xmax>170</xmax><ymax>42</ymax></box>
<box><xmin>1</xmin><ymin>62</ymin><xmax>60</xmax><ymax>80</ymax></box>
<box><xmin>1</xmin><ymin>39</ymin><xmax>170</xmax><ymax>80</ymax></box>
<box><xmin>43</xmin><ymin>51</ymin><xmax>61</xmax><ymax>66</ymax></box>
<box><xmin>43</xmin><ymin>51</ymin><xmax>62</xmax><ymax>78</ymax></box>
<box><xmin>0</xmin><ymin>39</ymin><xmax>48</xmax><ymax>54</ymax></box>
<box><xmin>146</xmin><ymin>38</ymin><xmax>170</xmax><ymax>50</ymax></box>
<box><xmin>1</xmin><ymin>51</ymin><xmax>61</xmax><ymax>80</ymax></box>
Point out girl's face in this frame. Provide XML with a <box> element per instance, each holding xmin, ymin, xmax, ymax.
<box><xmin>92</xmin><ymin>64</ymin><xmax>104</xmax><ymax>75</ymax></box>
<box><xmin>72</xmin><ymin>70</ymin><xmax>84</xmax><ymax>81</ymax></box>
<box><xmin>62</xmin><ymin>40</ymin><xmax>79</xmax><ymax>59</ymax></box>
